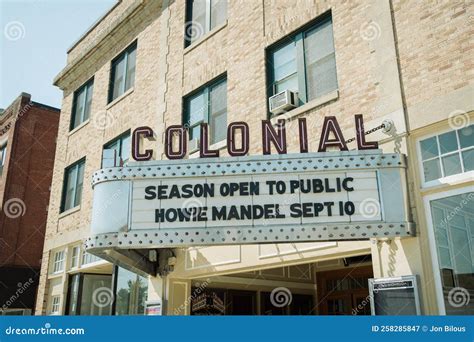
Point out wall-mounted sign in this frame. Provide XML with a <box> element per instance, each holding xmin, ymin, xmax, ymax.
<box><xmin>85</xmin><ymin>150</ymin><xmax>415</xmax><ymax>255</ymax></box>
<box><xmin>369</xmin><ymin>276</ymin><xmax>421</xmax><ymax>315</ymax></box>
<box><xmin>191</xmin><ymin>292</ymin><xmax>225</xmax><ymax>314</ymax></box>
<box><xmin>144</xmin><ymin>300</ymin><xmax>162</xmax><ymax>315</ymax></box>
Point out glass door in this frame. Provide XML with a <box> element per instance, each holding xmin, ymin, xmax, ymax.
<box><xmin>429</xmin><ymin>191</ymin><xmax>474</xmax><ymax>315</ymax></box>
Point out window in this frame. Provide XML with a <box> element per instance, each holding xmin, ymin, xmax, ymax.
<box><xmin>419</xmin><ymin>124</ymin><xmax>474</xmax><ymax>183</ymax></box>
<box><xmin>51</xmin><ymin>296</ymin><xmax>61</xmax><ymax>314</ymax></box>
<box><xmin>66</xmin><ymin>274</ymin><xmax>112</xmax><ymax>315</ymax></box>
<box><xmin>71</xmin><ymin>246</ymin><xmax>80</xmax><ymax>269</ymax></box>
<box><xmin>61</xmin><ymin>159</ymin><xmax>85</xmax><ymax>212</ymax></box>
<box><xmin>102</xmin><ymin>131</ymin><xmax>131</xmax><ymax>168</ymax></box>
<box><xmin>261</xmin><ymin>293</ymin><xmax>314</xmax><ymax>315</ymax></box>
<box><xmin>185</xmin><ymin>0</ymin><xmax>227</xmax><ymax>45</ymax></box>
<box><xmin>70</xmin><ymin>79</ymin><xmax>93</xmax><ymax>130</ymax></box>
<box><xmin>114</xmin><ymin>267</ymin><xmax>148</xmax><ymax>315</ymax></box>
<box><xmin>0</xmin><ymin>309</ymin><xmax>31</xmax><ymax>315</ymax></box>
<box><xmin>183</xmin><ymin>77</ymin><xmax>227</xmax><ymax>146</ymax></box>
<box><xmin>429</xmin><ymin>191</ymin><xmax>474</xmax><ymax>315</ymax></box>
<box><xmin>52</xmin><ymin>250</ymin><xmax>65</xmax><ymax>274</ymax></box>
<box><xmin>268</xmin><ymin>14</ymin><xmax>337</xmax><ymax>106</ymax></box>
<box><xmin>0</xmin><ymin>143</ymin><xmax>7</xmax><ymax>175</ymax></box>
<box><xmin>82</xmin><ymin>252</ymin><xmax>101</xmax><ymax>265</ymax></box>
<box><xmin>66</xmin><ymin>274</ymin><xmax>80</xmax><ymax>315</ymax></box>
<box><xmin>109</xmin><ymin>42</ymin><xmax>137</xmax><ymax>103</ymax></box>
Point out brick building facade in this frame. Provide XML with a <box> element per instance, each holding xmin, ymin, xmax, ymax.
<box><xmin>0</xmin><ymin>93</ymin><xmax>60</xmax><ymax>314</ymax></box>
<box><xmin>36</xmin><ymin>0</ymin><xmax>473</xmax><ymax>316</ymax></box>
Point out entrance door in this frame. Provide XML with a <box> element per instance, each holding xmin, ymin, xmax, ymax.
<box><xmin>227</xmin><ymin>290</ymin><xmax>256</xmax><ymax>315</ymax></box>
<box><xmin>325</xmin><ymin>294</ymin><xmax>353</xmax><ymax>315</ymax></box>
<box><xmin>317</xmin><ymin>265</ymin><xmax>373</xmax><ymax>315</ymax></box>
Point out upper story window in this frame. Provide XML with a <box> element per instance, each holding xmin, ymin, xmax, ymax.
<box><xmin>108</xmin><ymin>41</ymin><xmax>137</xmax><ymax>103</ymax></box>
<box><xmin>0</xmin><ymin>143</ymin><xmax>7</xmax><ymax>175</ymax></box>
<box><xmin>183</xmin><ymin>76</ymin><xmax>227</xmax><ymax>147</ymax></box>
<box><xmin>52</xmin><ymin>250</ymin><xmax>65</xmax><ymax>274</ymax></box>
<box><xmin>419</xmin><ymin>124</ymin><xmax>474</xmax><ymax>184</ymax></box>
<box><xmin>185</xmin><ymin>0</ymin><xmax>227</xmax><ymax>46</ymax></box>
<box><xmin>61</xmin><ymin>158</ymin><xmax>85</xmax><ymax>212</ymax></box>
<box><xmin>70</xmin><ymin>78</ymin><xmax>94</xmax><ymax>131</ymax></box>
<box><xmin>268</xmin><ymin>14</ymin><xmax>337</xmax><ymax>106</ymax></box>
<box><xmin>102</xmin><ymin>131</ymin><xmax>130</xmax><ymax>168</ymax></box>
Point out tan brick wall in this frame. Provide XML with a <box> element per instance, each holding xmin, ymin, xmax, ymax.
<box><xmin>393</xmin><ymin>0</ymin><xmax>474</xmax><ymax>129</ymax></box>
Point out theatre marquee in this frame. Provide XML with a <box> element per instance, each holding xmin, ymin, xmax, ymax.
<box><xmin>85</xmin><ymin>150</ymin><xmax>415</xmax><ymax>264</ymax></box>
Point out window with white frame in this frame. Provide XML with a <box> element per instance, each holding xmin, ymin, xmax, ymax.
<box><xmin>82</xmin><ymin>252</ymin><xmax>101</xmax><ymax>265</ymax></box>
<box><xmin>51</xmin><ymin>296</ymin><xmax>61</xmax><ymax>314</ymax></box>
<box><xmin>419</xmin><ymin>124</ymin><xmax>474</xmax><ymax>183</ymax></box>
<box><xmin>70</xmin><ymin>246</ymin><xmax>80</xmax><ymax>269</ymax></box>
<box><xmin>52</xmin><ymin>250</ymin><xmax>65</xmax><ymax>274</ymax></box>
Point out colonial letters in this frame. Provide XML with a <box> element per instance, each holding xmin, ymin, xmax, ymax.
<box><xmin>131</xmin><ymin>115</ymin><xmax>378</xmax><ymax>161</ymax></box>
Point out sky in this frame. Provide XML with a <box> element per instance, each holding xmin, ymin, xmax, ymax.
<box><xmin>0</xmin><ymin>0</ymin><xmax>117</xmax><ymax>109</ymax></box>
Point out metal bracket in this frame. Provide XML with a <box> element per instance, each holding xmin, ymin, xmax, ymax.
<box><xmin>157</xmin><ymin>248</ymin><xmax>175</xmax><ymax>276</ymax></box>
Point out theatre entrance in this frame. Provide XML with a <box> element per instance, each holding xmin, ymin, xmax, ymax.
<box><xmin>189</xmin><ymin>255</ymin><xmax>373</xmax><ymax>315</ymax></box>
<box><xmin>317</xmin><ymin>264</ymin><xmax>373</xmax><ymax>315</ymax></box>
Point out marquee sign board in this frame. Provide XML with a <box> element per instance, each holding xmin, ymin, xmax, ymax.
<box><xmin>85</xmin><ymin>150</ymin><xmax>415</xmax><ymax>255</ymax></box>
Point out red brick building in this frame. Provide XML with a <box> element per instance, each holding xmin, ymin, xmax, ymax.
<box><xmin>0</xmin><ymin>93</ymin><xmax>60</xmax><ymax>315</ymax></box>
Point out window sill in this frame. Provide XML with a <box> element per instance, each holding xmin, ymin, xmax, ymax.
<box><xmin>48</xmin><ymin>272</ymin><xmax>63</xmax><ymax>279</ymax></box>
<box><xmin>80</xmin><ymin>259</ymin><xmax>108</xmax><ymax>269</ymax></box>
<box><xmin>420</xmin><ymin>170</ymin><xmax>474</xmax><ymax>194</ymax></box>
<box><xmin>58</xmin><ymin>205</ymin><xmax>81</xmax><ymax>219</ymax></box>
<box><xmin>189</xmin><ymin>139</ymin><xmax>227</xmax><ymax>159</ymax></box>
<box><xmin>106</xmin><ymin>87</ymin><xmax>134</xmax><ymax>110</ymax></box>
<box><xmin>270</xmin><ymin>89</ymin><xmax>339</xmax><ymax>125</ymax></box>
<box><xmin>184</xmin><ymin>21</ymin><xmax>228</xmax><ymax>55</ymax></box>
<box><xmin>68</xmin><ymin>119</ymin><xmax>90</xmax><ymax>137</ymax></box>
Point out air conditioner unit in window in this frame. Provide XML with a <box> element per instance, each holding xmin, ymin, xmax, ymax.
<box><xmin>269</xmin><ymin>90</ymin><xmax>298</xmax><ymax>115</ymax></box>
<box><xmin>189</xmin><ymin>138</ymin><xmax>200</xmax><ymax>153</ymax></box>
